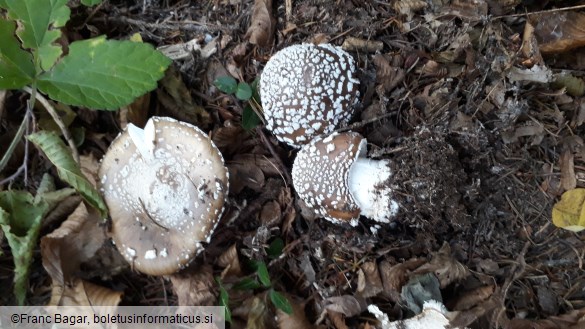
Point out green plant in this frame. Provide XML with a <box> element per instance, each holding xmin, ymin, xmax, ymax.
<box><xmin>0</xmin><ymin>0</ymin><xmax>171</xmax><ymax>304</ymax></box>
<box><xmin>214</xmin><ymin>76</ymin><xmax>263</xmax><ymax>130</ymax></box>
<box><xmin>216</xmin><ymin>238</ymin><xmax>293</xmax><ymax>321</ymax></box>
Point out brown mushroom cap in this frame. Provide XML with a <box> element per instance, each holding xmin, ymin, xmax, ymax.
<box><xmin>260</xmin><ymin>43</ymin><xmax>360</xmax><ymax>147</ymax></box>
<box><xmin>292</xmin><ymin>131</ymin><xmax>398</xmax><ymax>225</ymax></box>
<box><xmin>98</xmin><ymin>116</ymin><xmax>229</xmax><ymax>275</ymax></box>
<box><xmin>291</xmin><ymin>132</ymin><xmax>364</xmax><ymax>225</ymax></box>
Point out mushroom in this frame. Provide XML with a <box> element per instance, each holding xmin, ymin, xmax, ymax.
<box><xmin>291</xmin><ymin>132</ymin><xmax>397</xmax><ymax>226</ymax></box>
<box><xmin>98</xmin><ymin>116</ymin><xmax>229</xmax><ymax>276</ymax></box>
<box><xmin>260</xmin><ymin>43</ymin><xmax>360</xmax><ymax>147</ymax></box>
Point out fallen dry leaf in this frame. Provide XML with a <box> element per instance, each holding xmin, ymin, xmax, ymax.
<box><xmin>356</xmin><ymin>261</ymin><xmax>384</xmax><ymax>298</ymax></box>
<box><xmin>218</xmin><ymin>244</ymin><xmax>242</xmax><ymax>277</ymax></box>
<box><xmin>560</xmin><ymin>147</ymin><xmax>576</xmax><ymax>191</ymax></box>
<box><xmin>170</xmin><ymin>265</ymin><xmax>216</xmax><ymax>306</ymax></box>
<box><xmin>49</xmin><ymin>278</ymin><xmax>122</xmax><ymax>306</ymax></box>
<box><xmin>393</xmin><ymin>0</ymin><xmax>427</xmax><ymax>19</ymax></box>
<box><xmin>277</xmin><ymin>297</ymin><xmax>315</xmax><ymax>329</ymax></box>
<box><xmin>379</xmin><ymin>259</ymin><xmax>426</xmax><ymax>302</ymax></box>
<box><xmin>41</xmin><ymin>202</ymin><xmax>109</xmax><ymax>305</ymax></box>
<box><xmin>551</xmin><ymin>188</ymin><xmax>585</xmax><ymax>232</ymax></box>
<box><xmin>504</xmin><ymin>308</ymin><xmax>585</xmax><ymax>329</ymax></box>
<box><xmin>327</xmin><ymin>309</ymin><xmax>349</xmax><ymax>329</ymax></box>
<box><xmin>342</xmin><ymin>37</ymin><xmax>383</xmax><ymax>53</ymax></box>
<box><xmin>534</xmin><ymin>12</ymin><xmax>585</xmax><ymax>55</ymax></box>
<box><xmin>324</xmin><ymin>295</ymin><xmax>367</xmax><ymax>317</ymax></box>
<box><xmin>451</xmin><ymin>285</ymin><xmax>495</xmax><ymax>311</ymax></box>
<box><xmin>413</xmin><ymin>243</ymin><xmax>469</xmax><ymax>288</ymax></box>
<box><xmin>245</xmin><ymin>0</ymin><xmax>275</xmax><ymax>47</ymax></box>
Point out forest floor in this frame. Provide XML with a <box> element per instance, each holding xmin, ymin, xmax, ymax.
<box><xmin>2</xmin><ymin>0</ymin><xmax>585</xmax><ymax>328</ymax></box>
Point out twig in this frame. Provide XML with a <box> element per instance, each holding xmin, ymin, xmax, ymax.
<box><xmin>22</xmin><ymin>86</ymin><xmax>80</xmax><ymax>164</ymax></box>
<box><xmin>255</xmin><ymin>127</ymin><xmax>292</xmax><ymax>184</ymax></box>
<box><xmin>493</xmin><ymin>4</ymin><xmax>585</xmax><ymax>19</ymax></box>
<box><xmin>0</xmin><ymin>110</ymin><xmax>32</xmax><ymax>187</ymax></box>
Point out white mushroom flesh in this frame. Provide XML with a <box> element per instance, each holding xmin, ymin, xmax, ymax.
<box><xmin>260</xmin><ymin>44</ymin><xmax>360</xmax><ymax>147</ymax></box>
<box><xmin>292</xmin><ymin>132</ymin><xmax>398</xmax><ymax>225</ymax></box>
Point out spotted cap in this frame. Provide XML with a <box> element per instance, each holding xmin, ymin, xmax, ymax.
<box><xmin>292</xmin><ymin>132</ymin><xmax>365</xmax><ymax>225</ymax></box>
<box><xmin>260</xmin><ymin>44</ymin><xmax>360</xmax><ymax>147</ymax></box>
<box><xmin>98</xmin><ymin>116</ymin><xmax>229</xmax><ymax>276</ymax></box>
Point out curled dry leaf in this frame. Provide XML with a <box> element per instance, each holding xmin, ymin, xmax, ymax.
<box><xmin>373</xmin><ymin>54</ymin><xmax>406</xmax><ymax>94</ymax></box>
<box><xmin>170</xmin><ymin>265</ymin><xmax>216</xmax><ymax>306</ymax></box>
<box><xmin>451</xmin><ymin>285</ymin><xmax>495</xmax><ymax>311</ymax></box>
<box><xmin>49</xmin><ymin>278</ymin><xmax>122</xmax><ymax>306</ymax></box>
<box><xmin>157</xmin><ymin>66</ymin><xmax>212</xmax><ymax>127</ymax></box>
<box><xmin>324</xmin><ymin>295</ymin><xmax>367</xmax><ymax>317</ymax></box>
<box><xmin>412</xmin><ymin>243</ymin><xmax>469</xmax><ymax>288</ymax></box>
<box><xmin>218</xmin><ymin>244</ymin><xmax>242</xmax><ymax>277</ymax></box>
<box><xmin>246</xmin><ymin>0</ymin><xmax>275</xmax><ymax>47</ymax></box>
<box><xmin>393</xmin><ymin>0</ymin><xmax>428</xmax><ymax>18</ymax></box>
<box><xmin>342</xmin><ymin>37</ymin><xmax>384</xmax><ymax>53</ymax></box>
<box><xmin>534</xmin><ymin>12</ymin><xmax>585</xmax><ymax>55</ymax></box>
<box><xmin>41</xmin><ymin>202</ymin><xmax>109</xmax><ymax>305</ymax></box>
<box><xmin>379</xmin><ymin>259</ymin><xmax>426</xmax><ymax>302</ymax></box>
<box><xmin>277</xmin><ymin>297</ymin><xmax>315</xmax><ymax>329</ymax></box>
<box><xmin>356</xmin><ymin>261</ymin><xmax>384</xmax><ymax>298</ymax></box>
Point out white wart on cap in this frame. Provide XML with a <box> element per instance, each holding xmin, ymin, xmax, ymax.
<box><xmin>98</xmin><ymin>116</ymin><xmax>229</xmax><ymax>276</ymax></box>
<box><xmin>292</xmin><ymin>132</ymin><xmax>398</xmax><ymax>226</ymax></box>
<box><xmin>260</xmin><ymin>43</ymin><xmax>360</xmax><ymax>147</ymax></box>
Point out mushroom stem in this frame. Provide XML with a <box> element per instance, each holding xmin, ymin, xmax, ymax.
<box><xmin>348</xmin><ymin>158</ymin><xmax>398</xmax><ymax>223</ymax></box>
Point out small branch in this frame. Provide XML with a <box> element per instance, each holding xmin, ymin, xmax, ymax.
<box><xmin>0</xmin><ymin>107</ymin><xmax>32</xmax><ymax>187</ymax></box>
<box><xmin>22</xmin><ymin>86</ymin><xmax>80</xmax><ymax>164</ymax></box>
<box><xmin>493</xmin><ymin>4</ymin><xmax>585</xmax><ymax>19</ymax></box>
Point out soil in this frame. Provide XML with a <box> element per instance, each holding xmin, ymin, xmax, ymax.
<box><xmin>1</xmin><ymin>0</ymin><xmax>585</xmax><ymax>328</ymax></box>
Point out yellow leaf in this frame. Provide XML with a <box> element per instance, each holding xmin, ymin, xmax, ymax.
<box><xmin>129</xmin><ymin>33</ymin><xmax>143</xmax><ymax>43</ymax></box>
<box><xmin>552</xmin><ymin>188</ymin><xmax>585</xmax><ymax>232</ymax></box>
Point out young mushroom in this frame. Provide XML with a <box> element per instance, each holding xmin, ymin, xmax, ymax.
<box><xmin>291</xmin><ymin>132</ymin><xmax>398</xmax><ymax>226</ymax></box>
<box><xmin>260</xmin><ymin>43</ymin><xmax>360</xmax><ymax>147</ymax></box>
<box><xmin>98</xmin><ymin>116</ymin><xmax>229</xmax><ymax>276</ymax></box>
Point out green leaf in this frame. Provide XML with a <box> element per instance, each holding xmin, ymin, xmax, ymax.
<box><xmin>236</xmin><ymin>82</ymin><xmax>253</xmax><ymax>100</ymax></box>
<box><xmin>38</xmin><ymin>36</ymin><xmax>172</xmax><ymax>110</ymax></box>
<box><xmin>234</xmin><ymin>277</ymin><xmax>262</xmax><ymax>291</ymax></box>
<box><xmin>0</xmin><ymin>0</ymin><xmax>70</xmax><ymax>71</ymax></box>
<box><xmin>256</xmin><ymin>261</ymin><xmax>271</xmax><ymax>287</ymax></box>
<box><xmin>266</xmin><ymin>237</ymin><xmax>284</xmax><ymax>259</ymax></box>
<box><xmin>242</xmin><ymin>105</ymin><xmax>261</xmax><ymax>130</ymax></box>
<box><xmin>81</xmin><ymin>0</ymin><xmax>102</xmax><ymax>6</ymax></box>
<box><xmin>0</xmin><ymin>191</ymin><xmax>48</xmax><ymax>305</ymax></box>
<box><xmin>215</xmin><ymin>277</ymin><xmax>232</xmax><ymax>324</ymax></box>
<box><xmin>269</xmin><ymin>289</ymin><xmax>293</xmax><ymax>315</ymax></box>
<box><xmin>0</xmin><ymin>18</ymin><xmax>34</xmax><ymax>89</ymax></box>
<box><xmin>214</xmin><ymin>76</ymin><xmax>237</xmax><ymax>94</ymax></box>
<box><xmin>27</xmin><ymin>131</ymin><xmax>107</xmax><ymax>217</ymax></box>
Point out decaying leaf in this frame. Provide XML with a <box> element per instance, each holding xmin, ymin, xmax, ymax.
<box><xmin>41</xmin><ymin>202</ymin><xmax>110</xmax><ymax>305</ymax></box>
<box><xmin>342</xmin><ymin>37</ymin><xmax>383</xmax><ymax>53</ymax></box>
<box><xmin>393</xmin><ymin>0</ymin><xmax>428</xmax><ymax>19</ymax></box>
<box><xmin>551</xmin><ymin>188</ymin><xmax>585</xmax><ymax>232</ymax></box>
<box><xmin>413</xmin><ymin>243</ymin><xmax>469</xmax><ymax>288</ymax></box>
<box><xmin>324</xmin><ymin>295</ymin><xmax>367</xmax><ymax>317</ymax></box>
<box><xmin>170</xmin><ymin>265</ymin><xmax>217</xmax><ymax>306</ymax></box>
<box><xmin>560</xmin><ymin>148</ymin><xmax>576</xmax><ymax>191</ymax></box>
<box><xmin>356</xmin><ymin>262</ymin><xmax>384</xmax><ymax>298</ymax></box>
<box><xmin>246</xmin><ymin>0</ymin><xmax>275</xmax><ymax>47</ymax></box>
<box><xmin>553</xmin><ymin>74</ymin><xmax>585</xmax><ymax>97</ymax></box>
<box><xmin>379</xmin><ymin>259</ymin><xmax>426</xmax><ymax>302</ymax></box>
<box><xmin>534</xmin><ymin>12</ymin><xmax>585</xmax><ymax>55</ymax></box>
<box><xmin>218</xmin><ymin>244</ymin><xmax>242</xmax><ymax>277</ymax></box>
<box><xmin>277</xmin><ymin>299</ymin><xmax>315</xmax><ymax>329</ymax></box>
<box><xmin>50</xmin><ymin>279</ymin><xmax>122</xmax><ymax>306</ymax></box>
<box><xmin>157</xmin><ymin>66</ymin><xmax>212</xmax><ymax>127</ymax></box>
<box><xmin>451</xmin><ymin>285</ymin><xmax>495</xmax><ymax>311</ymax></box>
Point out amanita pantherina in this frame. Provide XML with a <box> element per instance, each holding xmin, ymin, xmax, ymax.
<box><xmin>260</xmin><ymin>43</ymin><xmax>360</xmax><ymax>147</ymax></box>
<box><xmin>98</xmin><ymin>116</ymin><xmax>229</xmax><ymax>276</ymax></box>
<box><xmin>292</xmin><ymin>132</ymin><xmax>398</xmax><ymax>226</ymax></box>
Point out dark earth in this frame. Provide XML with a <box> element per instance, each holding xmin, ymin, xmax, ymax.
<box><xmin>2</xmin><ymin>0</ymin><xmax>585</xmax><ymax>328</ymax></box>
